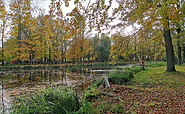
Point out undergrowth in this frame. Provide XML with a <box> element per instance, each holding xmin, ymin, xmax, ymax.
<box><xmin>108</xmin><ymin>70</ymin><xmax>134</xmax><ymax>85</ymax></box>
<box><xmin>11</xmin><ymin>87</ymin><xmax>95</xmax><ymax>114</ymax></box>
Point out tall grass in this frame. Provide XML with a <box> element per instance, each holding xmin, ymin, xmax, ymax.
<box><xmin>11</xmin><ymin>87</ymin><xmax>95</xmax><ymax>114</ymax></box>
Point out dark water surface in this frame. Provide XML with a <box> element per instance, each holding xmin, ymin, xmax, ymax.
<box><xmin>0</xmin><ymin>64</ymin><xmax>129</xmax><ymax>113</ymax></box>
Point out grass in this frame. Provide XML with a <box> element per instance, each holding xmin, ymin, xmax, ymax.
<box><xmin>133</xmin><ymin>64</ymin><xmax>185</xmax><ymax>88</ymax></box>
<box><xmin>11</xmin><ymin>87</ymin><xmax>95</xmax><ymax>114</ymax></box>
<box><xmin>10</xmin><ymin>62</ymin><xmax>185</xmax><ymax>113</ymax></box>
<box><xmin>86</xmin><ymin>63</ymin><xmax>185</xmax><ymax>113</ymax></box>
<box><xmin>125</xmin><ymin>66</ymin><xmax>142</xmax><ymax>73</ymax></box>
<box><xmin>146</xmin><ymin>62</ymin><xmax>166</xmax><ymax>67</ymax></box>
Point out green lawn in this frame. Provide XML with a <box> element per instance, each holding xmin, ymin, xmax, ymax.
<box><xmin>133</xmin><ymin>64</ymin><xmax>185</xmax><ymax>89</ymax></box>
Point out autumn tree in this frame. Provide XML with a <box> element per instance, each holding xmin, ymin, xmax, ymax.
<box><xmin>110</xmin><ymin>28</ymin><xmax>165</xmax><ymax>64</ymax></box>
<box><xmin>0</xmin><ymin>0</ymin><xmax>7</xmax><ymax>65</ymax></box>
<box><xmin>8</xmin><ymin>0</ymin><xmax>33</xmax><ymax>63</ymax></box>
<box><xmin>88</xmin><ymin>0</ymin><xmax>185</xmax><ymax>72</ymax></box>
<box><xmin>66</xmin><ymin>7</ymin><xmax>90</xmax><ymax>62</ymax></box>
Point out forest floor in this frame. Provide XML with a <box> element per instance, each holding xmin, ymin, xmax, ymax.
<box><xmin>92</xmin><ymin>65</ymin><xmax>185</xmax><ymax>113</ymax></box>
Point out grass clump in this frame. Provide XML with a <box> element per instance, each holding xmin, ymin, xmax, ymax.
<box><xmin>85</xmin><ymin>78</ymin><xmax>104</xmax><ymax>101</ymax></box>
<box><xmin>11</xmin><ymin>87</ymin><xmax>94</xmax><ymax>114</ymax></box>
<box><xmin>108</xmin><ymin>70</ymin><xmax>134</xmax><ymax>85</ymax></box>
<box><xmin>89</xmin><ymin>78</ymin><xmax>104</xmax><ymax>89</ymax></box>
<box><xmin>125</xmin><ymin>66</ymin><xmax>142</xmax><ymax>73</ymax></box>
<box><xmin>130</xmin><ymin>67</ymin><xmax>142</xmax><ymax>73</ymax></box>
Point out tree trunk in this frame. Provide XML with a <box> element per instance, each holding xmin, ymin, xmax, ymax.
<box><xmin>1</xmin><ymin>37</ymin><xmax>4</xmax><ymax>65</ymax></box>
<box><xmin>138</xmin><ymin>56</ymin><xmax>145</xmax><ymax>70</ymax></box>
<box><xmin>163</xmin><ymin>28</ymin><xmax>176</xmax><ymax>72</ymax></box>
<box><xmin>29</xmin><ymin>54</ymin><xmax>32</xmax><ymax>65</ymax></box>
<box><xmin>1</xmin><ymin>21</ymin><xmax>5</xmax><ymax>66</ymax></box>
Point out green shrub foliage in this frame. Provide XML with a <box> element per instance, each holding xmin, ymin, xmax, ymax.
<box><xmin>108</xmin><ymin>71</ymin><xmax>134</xmax><ymax>85</ymax></box>
<box><xmin>130</xmin><ymin>67</ymin><xmax>142</xmax><ymax>73</ymax></box>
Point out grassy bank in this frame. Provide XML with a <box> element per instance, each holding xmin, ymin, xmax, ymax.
<box><xmin>133</xmin><ymin>64</ymin><xmax>185</xmax><ymax>88</ymax></box>
<box><xmin>90</xmin><ymin>64</ymin><xmax>185</xmax><ymax>113</ymax></box>
<box><xmin>11</xmin><ymin>87</ymin><xmax>95</xmax><ymax>114</ymax></box>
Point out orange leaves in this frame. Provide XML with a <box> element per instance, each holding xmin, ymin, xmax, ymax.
<box><xmin>0</xmin><ymin>0</ymin><xmax>7</xmax><ymax>21</ymax></box>
<box><xmin>64</xmin><ymin>26</ymin><xmax>70</xmax><ymax>31</ymax></box>
<box><xmin>67</xmin><ymin>37</ymin><xmax>90</xmax><ymax>61</ymax></box>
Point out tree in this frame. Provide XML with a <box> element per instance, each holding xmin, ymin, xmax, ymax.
<box><xmin>102</xmin><ymin>0</ymin><xmax>181</xmax><ymax>72</ymax></box>
<box><xmin>0</xmin><ymin>0</ymin><xmax>7</xmax><ymax>65</ymax></box>
<box><xmin>66</xmin><ymin>7</ymin><xmax>90</xmax><ymax>62</ymax></box>
<box><xmin>110</xmin><ymin>28</ymin><xmax>165</xmax><ymax>65</ymax></box>
<box><xmin>90</xmin><ymin>34</ymin><xmax>100</xmax><ymax>60</ymax></box>
<box><xmin>9</xmin><ymin>0</ymin><xmax>34</xmax><ymax>63</ymax></box>
<box><xmin>96</xmin><ymin>35</ymin><xmax>111</xmax><ymax>62</ymax></box>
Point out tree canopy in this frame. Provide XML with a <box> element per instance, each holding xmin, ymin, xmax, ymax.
<box><xmin>0</xmin><ymin>0</ymin><xmax>185</xmax><ymax>72</ymax></box>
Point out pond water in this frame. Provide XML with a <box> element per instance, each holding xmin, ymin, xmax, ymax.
<box><xmin>0</xmin><ymin>64</ymin><xmax>132</xmax><ymax>113</ymax></box>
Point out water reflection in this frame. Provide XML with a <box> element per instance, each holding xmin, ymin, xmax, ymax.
<box><xmin>0</xmin><ymin>65</ymin><xmax>124</xmax><ymax>113</ymax></box>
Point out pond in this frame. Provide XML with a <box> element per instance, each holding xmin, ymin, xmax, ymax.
<box><xmin>0</xmin><ymin>63</ymin><xmax>133</xmax><ymax>113</ymax></box>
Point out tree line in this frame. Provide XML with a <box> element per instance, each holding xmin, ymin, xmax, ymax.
<box><xmin>0</xmin><ymin>0</ymin><xmax>185</xmax><ymax>72</ymax></box>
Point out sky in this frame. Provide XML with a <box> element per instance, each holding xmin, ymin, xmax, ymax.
<box><xmin>32</xmin><ymin>0</ymin><xmax>76</xmax><ymax>16</ymax></box>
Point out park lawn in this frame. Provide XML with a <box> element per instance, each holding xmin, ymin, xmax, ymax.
<box><xmin>92</xmin><ymin>65</ymin><xmax>185</xmax><ymax>113</ymax></box>
<box><xmin>133</xmin><ymin>65</ymin><xmax>185</xmax><ymax>89</ymax></box>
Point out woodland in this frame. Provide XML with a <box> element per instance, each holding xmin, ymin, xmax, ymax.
<box><xmin>0</xmin><ymin>0</ymin><xmax>185</xmax><ymax>113</ymax></box>
<box><xmin>0</xmin><ymin>0</ymin><xmax>184</xmax><ymax>72</ymax></box>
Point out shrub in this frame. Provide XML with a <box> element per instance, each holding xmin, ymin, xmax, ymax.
<box><xmin>108</xmin><ymin>70</ymin><xmax>134</xmax><ymax>85</ymax></box>
<box><xmin>11</xmin><ymin>87</ymin><xmax>94</xmax><ymax>114</ymax></box>
<box><xmin>125</xmin><ymin>66</ymin><xmax>142</xmax><ymax>73</ymax></box>
<box><xmin>130</xmin><ymin>67</ymin><xmax>142</xmax><ymax>73</ymax></box>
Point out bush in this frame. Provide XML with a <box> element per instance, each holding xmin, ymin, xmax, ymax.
<box><xmin>130</xmin><ymin>67</ymin><xmax>142</xmax><ymax>73</ymax></box>
<box><xmin>108</xmin><ymin>70</ymin><xmax>134</xmax><ymax>85</ymax></box>
<box><xmin>11</xmin><ymin>87</ymin><xmax>94</xmax><ymax>114</ymax></box>
<box><xmin>124</xmin><ymin>66</ymin><xmax>142</xmax><ymax>73</ymax></box>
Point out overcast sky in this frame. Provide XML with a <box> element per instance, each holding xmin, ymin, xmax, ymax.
<box><xmin>32</xmin><ymin>0</ymin><xmax>74</xmax><ymax>15</ymax></box>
